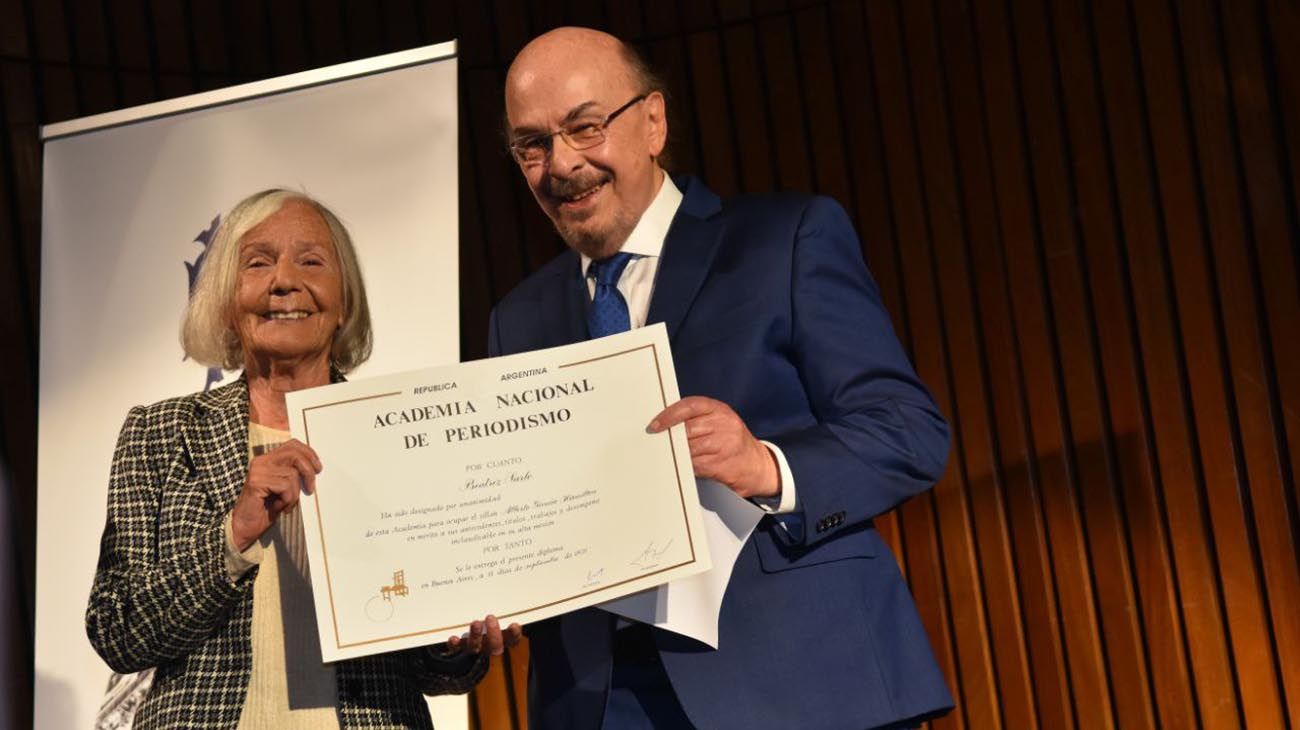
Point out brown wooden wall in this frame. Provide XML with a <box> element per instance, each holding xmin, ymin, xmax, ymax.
<box><xmin>3</xmin><ymin>1</ymin><xmax>1298</xmax><ymax>728</ymax></box>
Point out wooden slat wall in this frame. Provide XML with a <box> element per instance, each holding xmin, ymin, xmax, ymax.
<box><xmin>2</xmin><ymin>1</ymin><xmax>1297</xmax><ymax>728</ymax></box>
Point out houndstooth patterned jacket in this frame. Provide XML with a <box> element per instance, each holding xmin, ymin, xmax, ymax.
<box><xmin>86</xmin><ymin>376</ymin><xmax>487</xmax><ymax>729</ymax></box>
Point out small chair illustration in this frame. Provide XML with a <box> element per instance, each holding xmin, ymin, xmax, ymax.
<box><xmin>380</xmin><ymin>569</ymin><xmax>409</xmax><ymax>601</ymax></box>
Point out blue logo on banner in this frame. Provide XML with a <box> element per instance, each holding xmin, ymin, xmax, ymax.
<box><xmin>184</xmin><ymin>215</ymin><xmax>225</xmax><ymax>392</ymax></box>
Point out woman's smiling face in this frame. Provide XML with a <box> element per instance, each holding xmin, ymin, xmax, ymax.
<box><xmin>231</xmin><ymin>199</ymin><xmax>344</xmax><ymax>367</ymax></box>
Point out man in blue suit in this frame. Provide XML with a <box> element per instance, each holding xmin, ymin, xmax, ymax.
<box><xmin>490</xmin><ymin>27</ymin><xmax>954</xmax><ymax>730</ymax></box>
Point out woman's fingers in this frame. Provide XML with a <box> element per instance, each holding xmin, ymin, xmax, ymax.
<box><xmin>482</xmin><ymin>615</ymin><xmax>504</xmax><ymax>656</ymax></box>
<box><xmin>450</xmin><ymin>616</ymin><xmax>521</xmax><ymax>657</ymax></box>
<box><xmin>504</xmin><ymin>622</ymin><xmax>523</xmax><ymax>649</ymax></box>
<box><xmin>467</xmin><ymin>621</ymin><xmax>486</xmax><ymax>654</ymax></box>
<box><xmin>269</xmin><ymin>441</ymin><xmax>322</xmax><ymax>495</ymax></box>
<box><xmin>232</xmin><ymin>441</ymin><xmax>322</xmax><ymax>546</ymax></box>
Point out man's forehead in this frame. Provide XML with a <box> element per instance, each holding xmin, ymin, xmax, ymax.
<box><xmin>509</xmin><ymin>97</ymin><xmax>604</xmax><ymax>131</ymax></box>
<box><xmin>507</xmin><ymin>54</ymin><xmax>635</xmax><ymax>121</ymax></box>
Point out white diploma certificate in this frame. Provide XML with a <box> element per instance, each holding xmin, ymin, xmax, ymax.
<box><xmin>287</xmin><ymin>325</ymin><xmax>712</xmax><ymax>662</ymax></box>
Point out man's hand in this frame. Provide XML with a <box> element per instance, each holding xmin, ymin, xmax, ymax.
<box><xmin>648</xmin><ymin>396</ymin><xmax>780</xmax><ymax>499</ymax></box>
<box><xmin>230</xmin><ymin>439</ymin><xmax>322</xmax><ymax>551</ymax></box>
<box><xmin>446</xmin><ymin>615</ymin><xmax>524</xmax><ymax>657</ymax></box>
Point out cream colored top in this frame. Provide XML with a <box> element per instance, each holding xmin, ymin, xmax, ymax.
<box><xmin>223</xmin><ymin>421</ymin><xmax>341</xmax><ymax>730</ymax></box>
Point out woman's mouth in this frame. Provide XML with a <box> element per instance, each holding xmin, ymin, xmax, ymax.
<box><xmin>264</xmin><ymin>311</ymin><xmax>313</xmax><ymax>321</ymax></box>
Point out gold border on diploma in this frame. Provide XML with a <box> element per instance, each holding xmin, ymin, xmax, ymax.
<box><xmin>299</xmin><ymin>342</ymin><xmax>699</xmax><ymax>652</ymax></box>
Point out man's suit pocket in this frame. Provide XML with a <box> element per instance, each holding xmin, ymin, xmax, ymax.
<box><xmin>752</xmin><ymin>522</ymin><xmax>880</xmax><ymax>573</ymax></box>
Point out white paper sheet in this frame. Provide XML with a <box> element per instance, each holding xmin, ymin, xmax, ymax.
<box><xmin>598</xmin><ymin>479</ymin><xmax>763</xmax><ymax>648</ymax></box>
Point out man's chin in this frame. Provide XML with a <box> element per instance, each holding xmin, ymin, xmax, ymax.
<box><xmin>556</xmin><ymin>223</ymin><xmax>621</xmax><ymax>259</ymax></box>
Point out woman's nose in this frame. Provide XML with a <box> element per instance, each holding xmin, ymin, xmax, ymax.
<box><xmin>270</xmin><ymin>257</ymin><xmax>302</xmax><ymax>294</ymax></box>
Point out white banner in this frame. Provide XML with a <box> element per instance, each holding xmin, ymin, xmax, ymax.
<box><xmin>36</xmin><ymin>42</ymin><xmax>467</xmax><ymax>729</ymax></box>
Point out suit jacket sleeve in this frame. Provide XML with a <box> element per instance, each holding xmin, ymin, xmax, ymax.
<box><xmin>85</xmin><ymin>405</ymin><xmax>254</xmax><ymax>673</ymax></box>
<box><xmin>766</xmin><ymin>197</ymin><xmax>950</xmax><ymax>548</ymax></box>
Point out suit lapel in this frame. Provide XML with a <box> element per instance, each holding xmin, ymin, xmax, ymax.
<box><xmin>185</xmin><ymin>378</ymin><xmax>251</xmax><ymax>513</ymax></box>
<box><xmin>540</xmin><ymin>250</ymin><xmax>589</xmax><ymax>347</ymax></box>
<box><xmin>646</xmin><ymin>177</ymin><xmax>725</xmax><ymax>342</ymax></box>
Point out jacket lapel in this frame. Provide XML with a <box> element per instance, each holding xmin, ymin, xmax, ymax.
<box><xmin>185</xmin><ymin>378</ymin><xmax>251</xmax><ymax>513</ymax></box>
<box><xmin>181</xmin><ymin>369</ymin><xmax>346</xmax><ymax>512</ymax></box>
<box><xmin>646</xmin><ymin>176</ymin><xmax>726</xmax><ymax>342</ymax></box>
<box><xmin>542</xmin><ymin>250</ymin><xmax>589</xmax><ymax>347</ymax></box>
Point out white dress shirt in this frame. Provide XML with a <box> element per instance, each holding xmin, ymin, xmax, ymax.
<box><xmin>581</xmin><ymin>173</ymin><xmax>798</xmax><ymax>515</ymax></box>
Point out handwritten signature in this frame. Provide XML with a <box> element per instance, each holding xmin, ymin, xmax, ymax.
<box><xmin>630</xmin><ymin>538</ymin><xmax>674</xmax><ymax>569</ymax></box>
<box><xmin>583</xmin><ymin>567</ymin><xmax>606</xmax><ymax>587</ymax></box>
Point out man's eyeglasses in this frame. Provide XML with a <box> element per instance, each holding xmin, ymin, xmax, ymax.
<box><xmin>508</xmin><ymin>95</ymin><xmax>647</xmax><ymax>165</ymax></box>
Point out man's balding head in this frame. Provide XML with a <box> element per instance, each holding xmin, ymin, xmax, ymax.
<box><xmin>505</xmin><ymin>28</ymin><xmax>669</xmax><ymax>259</ymax></box>
<box><xmin>507</xmin><ymin>28</ymin><xmax>643</xmax><ymax>107</ymax></box>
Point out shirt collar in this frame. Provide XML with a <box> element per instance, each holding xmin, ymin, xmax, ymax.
<box><xmin>581</xmin><ymin>171</ymin><xmax>683</xmax><ymax>277</ymax></box>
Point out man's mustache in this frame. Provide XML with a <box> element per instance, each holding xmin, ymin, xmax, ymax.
<box><xmin>543</xmin><ymin>173</ymin><xmax>612</xmax><ymax>200</ymax></box>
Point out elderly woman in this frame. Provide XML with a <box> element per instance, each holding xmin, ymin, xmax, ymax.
<box><xmin>86</xmin><ymin>189</ymin><xmax>518</xmax><ymax>729</ymax></box>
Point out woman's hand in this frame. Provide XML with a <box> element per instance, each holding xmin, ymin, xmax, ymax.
<box><xmin>445</xmin><ymin>615</ymin><xmax>524</xmax><ymax>657</ymax></box>
<box><xmin>230</xmin><ymin>439</ymin><xmax>322</xmax><ymax>550</ymax></box>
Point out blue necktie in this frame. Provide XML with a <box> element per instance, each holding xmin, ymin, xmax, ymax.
<box><xmin>587</xmin><ymin>252</ymin><xmax>635</xmax><ymax>339</ymax></box>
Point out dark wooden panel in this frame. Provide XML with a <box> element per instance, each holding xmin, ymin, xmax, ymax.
<box><xmin>31</xmin><ymin>0</ymin><xmax>69</xmax><ymax>62</ymax></box>
<box><xmin>1170</xmin><ymin>0</ymin><xmax>1293</xmax><ymax>724</ymax></box>
<box><xmin>791</xmin><ymin>4</ymin><xmax>852</xmax><ymax>207</ymax></box>
<box><xmin>686</xmin><ymin>29</ymin><xmax>739</xmax><ymax>194</ymax></box>
<box><xmin>909</xmin><ymin>2</ymin><xmax>1052</xmax><ymax>728</ymax></box>
<box><xmin>340</xmin><ymin>0</ymin><xmax>385</xmax><ymax>61</ymax></box>
<box><xmin>108</xmin><ymin>0</ymin><xmax>153</xmax><ymax>71</ymax></box>
<box><xmin>0</xmin><ymin>34</ymin><xmax>42</xmax><ymax>730</ymax></box>
<box><xmin>150</xmin><ymin>0</ymin><xmax>192</xmax><ymax>75</ymax></box>
<box><xmin>266</xmin><ymin>0</ymin><xmax>312</xmax><ymax>74</ymax></box>
<box><xmin>866</xmin><ymin>3</ymin><xmax>999</xmax><ymax>728</ymax></box>
<box><xmin>719</xmin><ymin>22</ymin><xmax>775</xmax><ymax>193</ymax></box>
<box><xmin>190</xmin><ymin>0</ymin><xmax>234</xmax><ymax>83</ymax></box>
<box><xmin>1219</xmin><ymin>3</ymin><xmax>1300</xmax><ymax>720</ymax></box>
<box><xmin>646</xmin><ymin>32</ymin><xmax>704</xmax><ymax>181</ymax></box>
<box><xmin>755</xmin><ymin>13</ymin><xmax>811</xmax><ymax>191</ymax></box>
<box><xmin>304</xmin><ymin>0</ymin><xmax>349</xmax><ymax>68</ymax></box>
<box><xmin>470</xmin><ymin>645</ymin><xmax>526</xmax><ymax>730</ymax></box>
<box><xmin>379</xmin><ymin>0</ymin><xmax>422</xmax><ymax>51</ymax></box>
<box><xmin>965</xmin><ymin>1</ymin><xmax>1078</xmax><ymax>725</ymax></box>
<box><xmin>1049</xmin><ymin>0</ymin><xmax>1190</xmax><ymax>725</ymax></box>
<box><xmin>603</xmin><ymin>0</ymin><xmax>644</xmax><ymax>42</ymax></box>
<box><xmin>458</xmin><ymin>98</ymin><xmax>497</xmax><ymax>362</ymax></box>
<box><xmin>0</xmin><ymin>0</ymin><xmax>27</xmax><ymax>56</ymax></box>
<box><xmin>1255</xmin><ymin>0</ymin><xmax>1300</xmax><ymax>526</ymax></box>
<box><xmin>488</xmin><ymin>0</ymin><xmax>532</xmax><ymax>69</ymax></box>
<box><xmin>464</xmin><ymin>66</ymin><xmax>529</xmax><ymax>300</ymax></box>
<box><xmin>1007</xmin><ymin>0</ymin><xmax>1131</xmax><ymax>725</ymax></box>
<box><xmin>1094</xmin><ymin>0</ymin><xmax>1240</xmax><ymax>726</ymax></box>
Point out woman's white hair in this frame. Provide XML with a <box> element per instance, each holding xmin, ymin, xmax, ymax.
<box><xmin>181</xmin><ymin>188</ymin><xmax>373</xmax><ymax>372</ymax></box>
